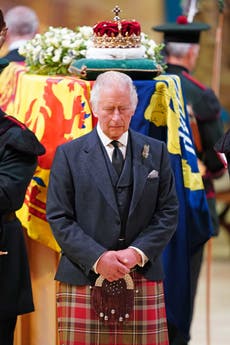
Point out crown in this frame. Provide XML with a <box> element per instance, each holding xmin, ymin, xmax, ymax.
<box><xmin>92</xmin><ymin>6</ymin><xmax>141</xmax><ymax>48</ymax></box>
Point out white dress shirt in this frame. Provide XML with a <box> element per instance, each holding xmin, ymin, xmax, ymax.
<box><xmin>92</xmin><ymin>124</ymin><xmax>148</xmax><ymax>272</ymax></box>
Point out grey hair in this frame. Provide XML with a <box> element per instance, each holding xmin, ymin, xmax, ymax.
<box><xmin>90</xmin><ymin>71</ymin><xmax>138</xmax><ymax>113</ymax></box>
<box><xmin>165</xmin><ymin>42</ymin><xmax>196</xmax><ymax>58</ymax></box>
<box><xmin>5</xmin><ymin>6</ymin><xmax>39</xmax><ymax>36</ymax></box>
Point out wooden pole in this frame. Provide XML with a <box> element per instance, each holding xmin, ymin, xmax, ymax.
<box><xmin>206</xmin><ymin>238</ymin><xmax>212</xmax><ymax>345</ymax></box>
<box><xmin>207</xmin><ymin>2</ymin><xmax>225</xmax><ymax>345</ymax></box>
<box><xmin>212</xmin><ymin>7</ymin><xmax>224</xmax><ymax>95</ymax></box>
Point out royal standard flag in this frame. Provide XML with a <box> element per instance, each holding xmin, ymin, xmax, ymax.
<box><xmin>131</xmin><ymin>75</ymin><xmax>213</xmax><ymax>340</ymax></box>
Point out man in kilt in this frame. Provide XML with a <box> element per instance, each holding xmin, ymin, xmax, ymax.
<box><xmin>46</xmin><ymin>71</ymin><xmax>179</xmax><ymax>345</ymax></box>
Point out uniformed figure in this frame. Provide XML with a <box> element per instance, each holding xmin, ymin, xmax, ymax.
<box><xmin>0</xmin><ymin>10</ymin><xmax>45</xmax><ymax>345</ymax></box>
<box><xmin>153</xmin><ymin>16</ymin><xmax>226</xmax><ymax>345</ymax></box>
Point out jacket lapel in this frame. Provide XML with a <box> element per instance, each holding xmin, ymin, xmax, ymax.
<box><xmin>83</xmin><ymin>130</ymin><xmax>119</xmax><ymax>214</ymax></box>
<box><xmin>129</xmin><ymin>130</ymin><xmax>150</xmax><ymax>216</ymax></box>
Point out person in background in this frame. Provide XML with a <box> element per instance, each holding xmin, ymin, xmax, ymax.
<box><xmin>46</xmin><ymin>70</ymin><xmax>179</xmax><ymax>345</ymax></box>
<box><xmin>0</xmin><ymin>9</ymin><xmax>45</xmax><ymax>345</ymax></box>
<box><xmin>2</xmin><ymin>5</ymin><xmax>39</xmax><ymax>62</ymax></box>
<box><xmin>153</xmin><ymin>16</ymin><xmax>226</xmax><ymax>345</ymax></box>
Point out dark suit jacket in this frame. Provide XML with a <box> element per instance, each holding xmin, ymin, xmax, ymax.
<box><xmin>46</xmin><ymin>128</ymin><xmax>179</xmax><ymax>285</ymax></box>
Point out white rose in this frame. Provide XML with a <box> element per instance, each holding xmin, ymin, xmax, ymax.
<box><xmin>62</xmin><ymin>55</ymin><xmax>72</xmax><ymax>65</ymax></box>
<box><xmin>52</xmin><ymin>48</ymin><xmax>62</xmax><ymax>62</ymax></box>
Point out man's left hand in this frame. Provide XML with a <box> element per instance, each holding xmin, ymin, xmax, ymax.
<box><xmin>116</xmin><ymin>248</ymin><xmax>141</xmax><ymax>269</ymax></box>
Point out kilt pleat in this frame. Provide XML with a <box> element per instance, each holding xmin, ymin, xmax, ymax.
<box><xmin>56</xmin><ymin>272</ymin><xmax>169</xmax><ymax>345</ymax></box>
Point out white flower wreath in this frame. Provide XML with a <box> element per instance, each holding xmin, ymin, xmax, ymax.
<box><xmin>19</xmin><ymin>26</ymin><xmax>164</xmax><ymax>76</ymax></box>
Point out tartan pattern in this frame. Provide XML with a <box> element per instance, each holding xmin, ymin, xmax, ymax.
<box><xmin>56</xmin><ymin>272</ymin><xmax>169</xmax><ymax>345</ymax></box>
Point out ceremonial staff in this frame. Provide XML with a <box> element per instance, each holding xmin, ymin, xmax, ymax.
<box><xmin>212</xmin><ymin>0</ymin><xmax>225</xmax><ymax>95</ymax></box>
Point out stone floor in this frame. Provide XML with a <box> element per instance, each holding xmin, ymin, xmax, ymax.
<box><xmin>189</xmin><ymin>227</ymin><xmax>230</xmax><ymax>345</ymax></box>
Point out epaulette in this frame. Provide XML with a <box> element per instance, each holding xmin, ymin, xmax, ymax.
<box><xmin>0</xmin><ymin>113</ymin><xmax>45</xmax><ymax>156</ymax></box>
<box><xmin>181</xmin><ymin>72</ymin><xmax>221</xmax><ymax>121</ymax></box>
<box><xmin>0</xmin><ymin>115</ymin><xmax>26</xmax><ymax>136</ymax></box>
<box><xmin>182</xmin><ymin>70</ymin><xmax>206</xmax><ymax>91</ymax></box>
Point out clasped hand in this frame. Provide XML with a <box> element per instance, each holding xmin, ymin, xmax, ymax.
<box><xmin>0</xmin><ymin>250</ymin><xmax>8</xmax><ymax>255</ymax></box>
<box><xmin>96</xmin><ymin>248</ymin><xmax>141</xmax><ymax>282</ymax></box>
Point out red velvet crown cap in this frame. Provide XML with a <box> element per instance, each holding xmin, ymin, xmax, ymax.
<box><xmin>93</xmin><ymin>20</ymin><xmax>141</xmax><ymax>37</ymax></box>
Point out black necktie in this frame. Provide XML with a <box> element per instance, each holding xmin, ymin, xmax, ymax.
<box><xmin>111</xmin><ymin>140</ymin><xmax>124</xmax><ymax>176</ymax></box>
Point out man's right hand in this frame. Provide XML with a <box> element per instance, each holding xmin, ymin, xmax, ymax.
<box><xmin>96</xmin><ymin>250</ymin><xmax>130</xmax><ymax>282</ymax></box>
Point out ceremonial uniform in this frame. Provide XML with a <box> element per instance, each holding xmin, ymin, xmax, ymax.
<box><xmin>0</xmin><ymin>8</ymin><xmax>45</xmax><ymax>345</ymax></box>
<box><xmin>153</xmin><ymin>16</ymin><xmax>225</xmax><ymax>345</ymax></box>
<box><xmin>0</xmin><ymin>110</ymin><xmax>45</xmax><ymax>343</ymax></box>
<box><xmin>166</xmin><ymin>63</ymin><xmax>225</xmax><ymax>234</ymax></box>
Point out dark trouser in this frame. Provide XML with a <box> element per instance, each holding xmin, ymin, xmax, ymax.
<box><xmin>168</xmin><ymin>245</ymin><xmax>204</xmax><ymax>345</ymax></box>
<box><xmin>0</xmin><ymin>317</ymin><xmax>17</xmax><ymax>345</ymax></box>
<box><xmin>167</xmin><ymin>321</ymin><xmax>187</xmax><ymax>345</ymax></box>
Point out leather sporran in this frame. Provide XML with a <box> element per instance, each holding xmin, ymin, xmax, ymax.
<box><xmin>91</xmin><ymin>273</ymin><xmax>134</xmax><ymax>324</ymax></box>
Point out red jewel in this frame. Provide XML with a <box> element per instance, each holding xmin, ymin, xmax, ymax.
<box><xmin>176</xmin><ymin>15</ymin><xmax>188</xmax><ymax>25</ymax></box>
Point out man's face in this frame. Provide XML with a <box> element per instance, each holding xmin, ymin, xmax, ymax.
<box><xmin>93</xmin><ymin>86</ymin><xmax>135</xmax><ymax>140</ymax></box>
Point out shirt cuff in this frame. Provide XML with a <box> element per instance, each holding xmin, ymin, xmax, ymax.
<box><xmin>92</xmin><ymin>256</ymin><xmax>102</xmax><ymax>274</ymax></box>
<box><xmin>129</xmin><ymin>246</ymin><xmax>148</xmax><ymax>267</ymax></box>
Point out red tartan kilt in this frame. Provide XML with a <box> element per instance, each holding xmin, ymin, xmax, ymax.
<box><xmin>56</xmin><ymin>272</ymin><xmax>169</xmax><ymax>345</ymax></box>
